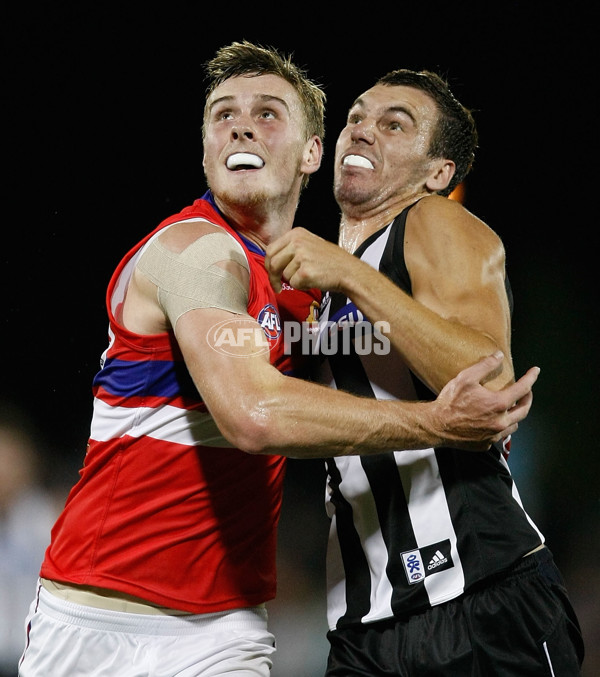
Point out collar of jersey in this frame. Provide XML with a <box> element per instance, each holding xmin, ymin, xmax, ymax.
<box><xmin>202</xmin><ymin>190</ymin><xmax>266</xmax><ymax>257</ymax></box>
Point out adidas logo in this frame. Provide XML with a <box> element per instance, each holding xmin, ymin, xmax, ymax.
<box><xmin>427</xmin><ymin>550</ymin><xmax>448</xmax><ymax>571</ymax></box>
<box><xmin>401</xmin><ymin>540</ymin><xmax>453</xmax><ymax>584</ymax></box>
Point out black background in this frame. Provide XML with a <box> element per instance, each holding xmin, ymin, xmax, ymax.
<box><xmin>4</xmin><ymin>2</ymin><xmax>598</xmax><ymax>674</ymax></box>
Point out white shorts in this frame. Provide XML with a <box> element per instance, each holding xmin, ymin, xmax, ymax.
<box><xmin>19</xmin><ymin>583</ymin><xmax>276</xmax><ymax>676</ymax></box>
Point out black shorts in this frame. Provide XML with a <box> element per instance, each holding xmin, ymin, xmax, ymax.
<box><xmin>325</xmin><ymin>547</ymin><xmax>584</xmax><ymax>677</ymax></box>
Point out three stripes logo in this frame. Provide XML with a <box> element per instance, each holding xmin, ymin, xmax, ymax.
<box><xmin>401</xmin><ymin>540</ymin><xmax>453</xmax><ymax>585</ymax></box>
<box><xmin>428</xmin><ymin>549</ymin><xmax>447</xmax><ymax>571</ymax></box>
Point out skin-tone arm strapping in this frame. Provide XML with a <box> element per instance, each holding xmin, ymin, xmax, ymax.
<box><xmin>124</xmin><ymin>219</ymin><xmax>538</xmax><ymax>459</ymax></box>
<box><xmin>266</xmin><ymin>196</ymin><xmax>514</xmax><ymax>394</ymax></box>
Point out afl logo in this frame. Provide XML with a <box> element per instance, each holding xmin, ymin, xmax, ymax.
<box><xmin>258</xmin><ymin>304</ymin><xmax>281</xmax><ymax>340</ymax></box>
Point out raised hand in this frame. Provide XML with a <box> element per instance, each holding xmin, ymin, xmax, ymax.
<box><xmin>266</xmin><ymin>227</ymin><xmax>352</xmax><ymax>293</ymax></box>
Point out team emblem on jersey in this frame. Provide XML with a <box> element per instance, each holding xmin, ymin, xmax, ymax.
<box><xmin>401</xmin><ymin>539</ymin><xmax>453</xmax><ymax>584</ymax></box>
<box><xmin>205</xmin><ymin>305</ymin><xmax>282</xmax><ymax>356</ymax></box>
<box><xmin>257</xmin><ymin>304</ymin><xmax>281</xmax><ymax>340</ymax></box>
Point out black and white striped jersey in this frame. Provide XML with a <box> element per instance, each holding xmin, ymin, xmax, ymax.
<box><xmin>318</xmin><ymin>204</ymin><xmax>544</xmax><ymax>631</ymax></box>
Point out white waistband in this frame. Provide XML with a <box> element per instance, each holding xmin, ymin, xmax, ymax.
<box><xmin>36</xmin><ymin>584</ymin><xmax>269</xmax><ymax>635</ymax></box>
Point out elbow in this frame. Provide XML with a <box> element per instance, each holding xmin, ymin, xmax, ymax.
<box><xmin>498</xmin><ymin>360</ymin><xmax>516</xmax><ymax>389</ymax></box>
<box><xmin>480</xmin><ymin>353</ymin><xmax>515</xmax><ymax>391</ymax></box>
<box><xmin>215</xmin><ymin>402</ymin><xmax>279</xmax><ymax>455</ymax></box>
<box><xmin>473</xmin><ymin>332</ymin><xmax>515</xmax><ymax>391</ymax></box>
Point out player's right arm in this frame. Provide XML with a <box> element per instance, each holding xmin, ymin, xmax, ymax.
<box><xmin>125</xmin><ymin>221</ymin><xmax>539</xmax><ymax>458</ymax></box>
<box><xmin>177</xmin><ymin>307</ymin><xmax>538</xmax><ymax>457</ymax></box>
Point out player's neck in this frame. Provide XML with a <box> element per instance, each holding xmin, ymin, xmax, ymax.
<box><xmin>338</xmin><ymin>192</ymin><xmax>427</xmax><ymax>252</ymax></box>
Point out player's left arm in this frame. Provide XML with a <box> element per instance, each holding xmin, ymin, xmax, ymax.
<box><xmin>328</xmin><ymin>196</ymin><xmax>513</xmax><ymax>393</ymax></box>
<box><xmin>266</xmin><ymin>196</ymin><xmax>513</xmax><ymax>394</ymax></box>
<box><xmin>397</xmin><ymin>195</ymin><xmax>514</xmax><ymax>393</ymax></box>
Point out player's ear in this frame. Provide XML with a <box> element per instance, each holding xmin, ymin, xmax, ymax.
<box><xmin>301</xmin><ymin>135</ymin><xmax>323</xmax><ymax>176</ymax></box>
<box><xmin>425</xmin><ymin>159</ymin><xmax>455</xmax><ymax>193</ymax></box>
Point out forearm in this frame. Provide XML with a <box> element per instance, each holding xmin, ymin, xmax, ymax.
<box><xmin>178</xmin><ymin>307</ymin><xmax>525</xmax><ymax>460</ymax></box>
<box><xmin>230</xmin><ymin>373</ymin><xmax>443</xmax><ymax>458</ymax></box>
<box><xmin>265</xmin><ymin>221</ymin><xmax>513</xmax><ymax>392</ymax></box>
<box><xmin>207</xmin><ymin>353</ymin><xmax>531</xmax><ymax>459</ymax></box>
<box><xmin>178</xmin><ymin>311</ymin><xmax>440</xmax><ymax>457</ymax></box>
<box><xmin>339</xmin><ymin>260</ymin><xmax>512</xmax><ymax>393</ymax></box>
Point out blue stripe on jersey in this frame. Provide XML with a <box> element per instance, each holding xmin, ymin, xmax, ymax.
<box><xmin>93</xmin><ymin>358</ymin><xmax>199</xmax><ymax>399</ymax></box>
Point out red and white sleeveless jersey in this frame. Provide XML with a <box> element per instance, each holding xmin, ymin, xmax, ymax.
<box><xmin>40</xmin><ymin>192</ymin><xmax>321</xmax><ymax>613</ymax></box>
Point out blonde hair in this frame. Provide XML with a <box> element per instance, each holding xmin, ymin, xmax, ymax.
<box><xmin>203</xmin><ymin>40</ymin><xmax>326</xmax><ymax>144</ymax></box>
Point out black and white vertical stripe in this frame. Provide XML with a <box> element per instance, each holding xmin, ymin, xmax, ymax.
<box><xmin>320</xmin><ymin>208</ymin><xmax>544</xmax><ymax>631</ymax></box>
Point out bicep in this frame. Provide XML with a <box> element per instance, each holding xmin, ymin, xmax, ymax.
<box><xmin>136</xmin><ymin>224</ymin><xmax>251</xmax><ymax>333</ymax></box>
<box><xmin>407</xmin><ymin>211</ymin><xmax>513</xmax><ymax>357</ymax></box>
<box><xmin>175</xmin><ymin>307</ymin><xmax>280</xmax><ymax>429</ymax></box>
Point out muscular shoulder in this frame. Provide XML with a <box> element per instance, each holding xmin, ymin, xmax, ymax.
<box><xmin>125</xmin><ymin>219</ymin><xmax>250</xmax><ymax>334</ymax></box>
<box><xmin>152</xmin><ymin>218</ymin><xmax>249</xmax><ymax>280</ymax></box>
<box><xmin>406</xmin><ymin>195</ymin><xmax>504</xmax><ymax>259</ymax></box>
<box><xmin>158</xmin><ymin>218</ymin><xmax>238</xmax><ymax>254</ymax></box>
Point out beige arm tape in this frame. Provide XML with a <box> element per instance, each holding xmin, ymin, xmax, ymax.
<box><xmin>137</xmin><ymin>231</ymin><xmax>250</xmax><ymax>329</ymax></box>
